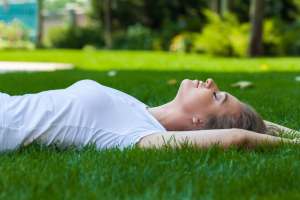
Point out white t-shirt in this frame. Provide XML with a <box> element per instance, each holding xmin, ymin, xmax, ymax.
<box><xmin>0</xmin><ymin>80</ymin><xmax>166</xmax><ymax>152</ymax></box>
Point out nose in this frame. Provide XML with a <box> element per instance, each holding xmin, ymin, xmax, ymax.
<box><xmin>206</xmin><ymin>78</ymin><xmax>219</xmax><ymax>91</ymax></box>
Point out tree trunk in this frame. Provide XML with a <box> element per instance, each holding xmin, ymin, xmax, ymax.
<box><xmin>248</xmin><ymin>0</ymin><xmax>265</xmax><ymax>57</ymax></box>
<box><xmin>103</xmin><ymin>0</ymin><xmax>112</xmax><ymax>49</ymax></box>
<box><xmin>210</xmin><ymin>0</ymin><xmax>219</xmax><ymax>14</ymax></box>
<box><xmin>36</xmin><ymin>0</ymin><xmax>43</xmax><ymax>48</ymax></box>
<box><xmin>221</xmin><ymin>0</ymin><xmax>233</xmax><ymax>17</ymax></box>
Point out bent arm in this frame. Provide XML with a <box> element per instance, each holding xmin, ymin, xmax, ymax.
<box><xmin>137</xmin><ymin>128</ymin><xmax>295</xmax><ymax>149</ymax></box>
<box><xmin>264</xmin><ymin>120</ymin><xmax>300</xmax><ymax>137</ymax></box>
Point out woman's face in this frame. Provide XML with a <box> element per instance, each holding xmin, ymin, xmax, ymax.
<box><xmin>175</xmin><ymin>78</ymin><xmax>242</xmax><ymax>123</ymax></box>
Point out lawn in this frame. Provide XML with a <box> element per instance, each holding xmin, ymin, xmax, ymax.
<box><xmin>0</xmin><ymin>50</ymin><xmax>300</xmax><ymax>199</ymax></box>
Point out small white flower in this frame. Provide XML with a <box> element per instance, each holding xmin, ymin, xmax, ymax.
<box><xmin>295</xmin><ymin>76</ymin><xmax>300</xmax><ymax>82</ymax></box>
<box><xmin>107</xmin><ymin>70</ymin><xmax>117</xmax><ymax>77</ymax></box>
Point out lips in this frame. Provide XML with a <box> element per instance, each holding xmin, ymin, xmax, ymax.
<box><xmin>192</xmin><ymin>80</ymin><xmax>200</xmax><ymax>88</ymax></box>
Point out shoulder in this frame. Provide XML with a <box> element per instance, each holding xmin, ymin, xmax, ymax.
<box><xmin>74</xmin><ymin>79</ymin><xmax>101</xmax><ymax>86</ymax></box>
<box><xmin>68</xmin><ymin>79</ymin><xmax>104</xmax><ymax>90</ymax></box>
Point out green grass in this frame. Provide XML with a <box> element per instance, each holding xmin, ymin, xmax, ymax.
<box><xmin>1</xmin><ymin>49</ymin><xmax>300</xmax><ymax>72</ymax></box>
<box><xmin>0</xmin><ymin>50</ymin><xmax>300</xmax><ymax>199</ymax></box>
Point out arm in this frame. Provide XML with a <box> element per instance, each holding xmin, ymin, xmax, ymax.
<box><xmin>264</xmin><ymin>120</ymin><xmax>300</xmax><ymax>137</ymax></box>
<box><xmin>137</xmin><ymin>128</ymin><xmax>295</xmax><ymax>149</ymax></box>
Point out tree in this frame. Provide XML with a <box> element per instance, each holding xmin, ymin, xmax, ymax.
<box><xmin>103</xmin><ymin>0</ymin><xmax>112</xmax><ymax>49</ymax></box>
<box><xmin>36</xmin><ymin>0</ymin><xmax>43</xmax><ymax>48</ymax></box>
<box><xmin>248</xmin><ymin>0</ymin><xmax>265</xmax><ymax>57</ymax></box>
<box><xmin>221</xmin><ymin>0</ymin><xmax>228</xmax><ymax>17</ymax></box>
<box><xmin>210</xmin><ymin>0</ymin><xmax>219</xmax><ymax>14</ymax></box>
<box><xmin>210</xmin><ymin>0</ymin><xmax>233</xmax><ymax>17</ymax></box>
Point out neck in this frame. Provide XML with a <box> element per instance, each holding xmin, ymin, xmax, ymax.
<box><xmin>147</xmin><ymin>100</ymin><xmax>188</xmax><ymax>131</ymax></box>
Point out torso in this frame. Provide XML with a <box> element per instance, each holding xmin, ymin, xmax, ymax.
<box><xmin>0</xmin><ymin>80</ymin><xmax>166</xmax><ymax>151</ymax></box>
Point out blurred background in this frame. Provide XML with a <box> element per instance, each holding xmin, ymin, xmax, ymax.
<box><xmin>0</xmin><ymin>0</ymin><xmax>300</xmax><ymax>57</ymax></box>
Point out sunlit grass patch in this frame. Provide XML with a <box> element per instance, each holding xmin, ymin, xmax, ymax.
<box><xmin>1</xmin><ymin>50</ymin><xmax>300</xmax><ymax>72</ymax></box>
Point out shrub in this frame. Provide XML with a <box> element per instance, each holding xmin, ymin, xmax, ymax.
<box><xmin>280</xmin><ymin>21</ymin><xmax>300</xmax><ymax>55</ymax></box>
<box><xmin>113</xmin><ymin>24</ymin><xmax>155</xmax><ymax>50</ymax></box>
<box><xmin>169</xmin><ymin>33</ymin><xmax>194</xmax><ymax>53</ymax></box>
<box><xmin>185</xmin><ymin>11</ymin><xmax>296</xmax><ymax>57</ymax></box>
<box><xmin>192</xmin><ymin>12</ymin><xmax>300</xmax><ymax>56</ymax></box>
<box><xmin>192</xmin><ymin>10</ymin><xmax>249</xmax><ymax>57</ymax></box>
<box><xmin>0</xmin><ymin>20</ymin><xmax>34</xmax><ymax>50</ymax></box>
<box><xmin>263</xmin><ymin>19</ymin><xmax>284</xmax><ymax>55</ymax></box>
<box><xmin>47</xmin><ymin>25</ymin><xmax>104</xmax><ymax>49</ymax></box>
<box><xmin>262</xmin><ymin>19</ymin><xmax>300</xmax><ymax>56</ymax></box>
<box><xmin>159</xmin><ymin>20</ymin><xmax>182</xmax><ymax>50</ymax></box>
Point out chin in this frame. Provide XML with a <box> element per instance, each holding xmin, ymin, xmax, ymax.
<box><xmin>180</xmin><ymin>79</ymin><xmax>193</xmax><ymax>88</ymax></box>
<box><xmin>175</xmin><ymin>81</ymin><xmax>197</xmax><ymax>106</ymax></box>
<box><xmin>177</xmin><ymin>79</ymin><xmax>190</xmax><ymax>96</ymax></box>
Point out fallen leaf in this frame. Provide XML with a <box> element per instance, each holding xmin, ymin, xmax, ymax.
<box><xmin>107</xmin><ymin>70</ymin><xmax>117</xmax><ymax>77</ymax></box>
<box><xmin>231</xmin><ymin>81</ymin><xmax>254</xmax><ymax>89</ymax></box>
<box><xmin>167</xmin><ymin>79</ymin><xmax>177</xmax><ymax>85</ymax></box>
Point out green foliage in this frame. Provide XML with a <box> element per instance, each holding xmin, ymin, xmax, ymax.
<box><xmin>0</xmin><ymin>20</ymin><xmax>34</xmax><ymax>50</ymax></box>
<box><xmin>231</xmin><ymin>0</ymin><xmax>300</xmax><ymax>23</ymax></box>
<box><xmin>45</xmin><ymin>0</ymin><xmax>88</xmax><ymax>14</ymax></box>
<box><xmin>113</xmin><ymin>24</ymin><xmax>155</xmax><ymax>50</ymax></box>
<box><xmin>90</xmin><ymin>0</ymin><xmax>208</xmax><ymax>50</ymax></box>
<box><xmin>90</xmin><ymin>0</ymin><xmax>208</xmax><ymax>31</ymax></box>
<box><xmin>169</xmin><ymin>33</ymin><xmax>195</xmax><ymax>53</ymax></box>
<box><xmin>193</xmin><ymin>10</ymin><xmax>249</xmax><ymax>57</ymax></box>
<box><xmin>39</xmin><ymin>0</ymin><xmax>300</xmax><ymax>56</ymax></box>
<box><xmin>280</xmin><ymin>21</ymin><xmax>300</xmax><ymax>55</ymax></box>
<box><xmin>47</xmin><ymin>25</ymin><xmax>104</xmax><ymax>49</ymax></box>
<box><xmin>262</xmin><ymin>19</ymin><xmax>283</xmax><ymax>55</ymax></box>
<box><xmin>263</xmin><ymin>19</ymin><xmax>300</xmax><ymax>56</ymax></box>
<box><xmin>159</xmin><ymin>20</ymin><xmax>185</xmax><ymax>50</ymax></box>
<box><xmin>176</xmin><ymin>11</ymin><xmax>300</xmax><ymax>57</ymax></box>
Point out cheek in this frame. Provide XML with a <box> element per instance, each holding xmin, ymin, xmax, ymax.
<box><xmin>176</xmin><ymin>81</ymin><xmax>214</xmax><ymax>113</ymax></box>
<box><xmin>181</xmin><ymin>90</ymin><xmax>209</xmax><ymax>113</ymax></box>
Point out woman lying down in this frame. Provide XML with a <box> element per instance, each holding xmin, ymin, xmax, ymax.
<box><xmin>0</xmin><ymin>78</ymin><xmax>298</xmax><ymax>152</ymax></box>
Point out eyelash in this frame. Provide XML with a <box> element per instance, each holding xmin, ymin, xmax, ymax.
<box><xmin>213</xmin><ymin>92</ymin><xmax>217</xmax><ymax>99</ymax></box>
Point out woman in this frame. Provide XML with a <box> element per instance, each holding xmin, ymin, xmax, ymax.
<box><xmin>0</xmin><ymin>78</ymin><xmax>297</xmax><ymax>152</ymax></box>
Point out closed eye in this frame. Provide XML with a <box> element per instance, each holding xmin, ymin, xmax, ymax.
<box><xmin>213</xmin><ymin>92</ymin><xmax>217</xmax><ymax>99</ymax></box>
<box><xmin>214</xmin><ymin>91</ymin><xmax>228</xmax><ymax>104</ymax></box>
<box><xmin>222</xmin><ymin>93</ymin><xmax>228</xmax><ymax>104</ymax></box>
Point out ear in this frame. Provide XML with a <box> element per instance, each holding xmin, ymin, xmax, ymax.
<box><xmin>192</xmin><ymin>116</ymin><xmax>205</xmax><ymax>128</ymax></box>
